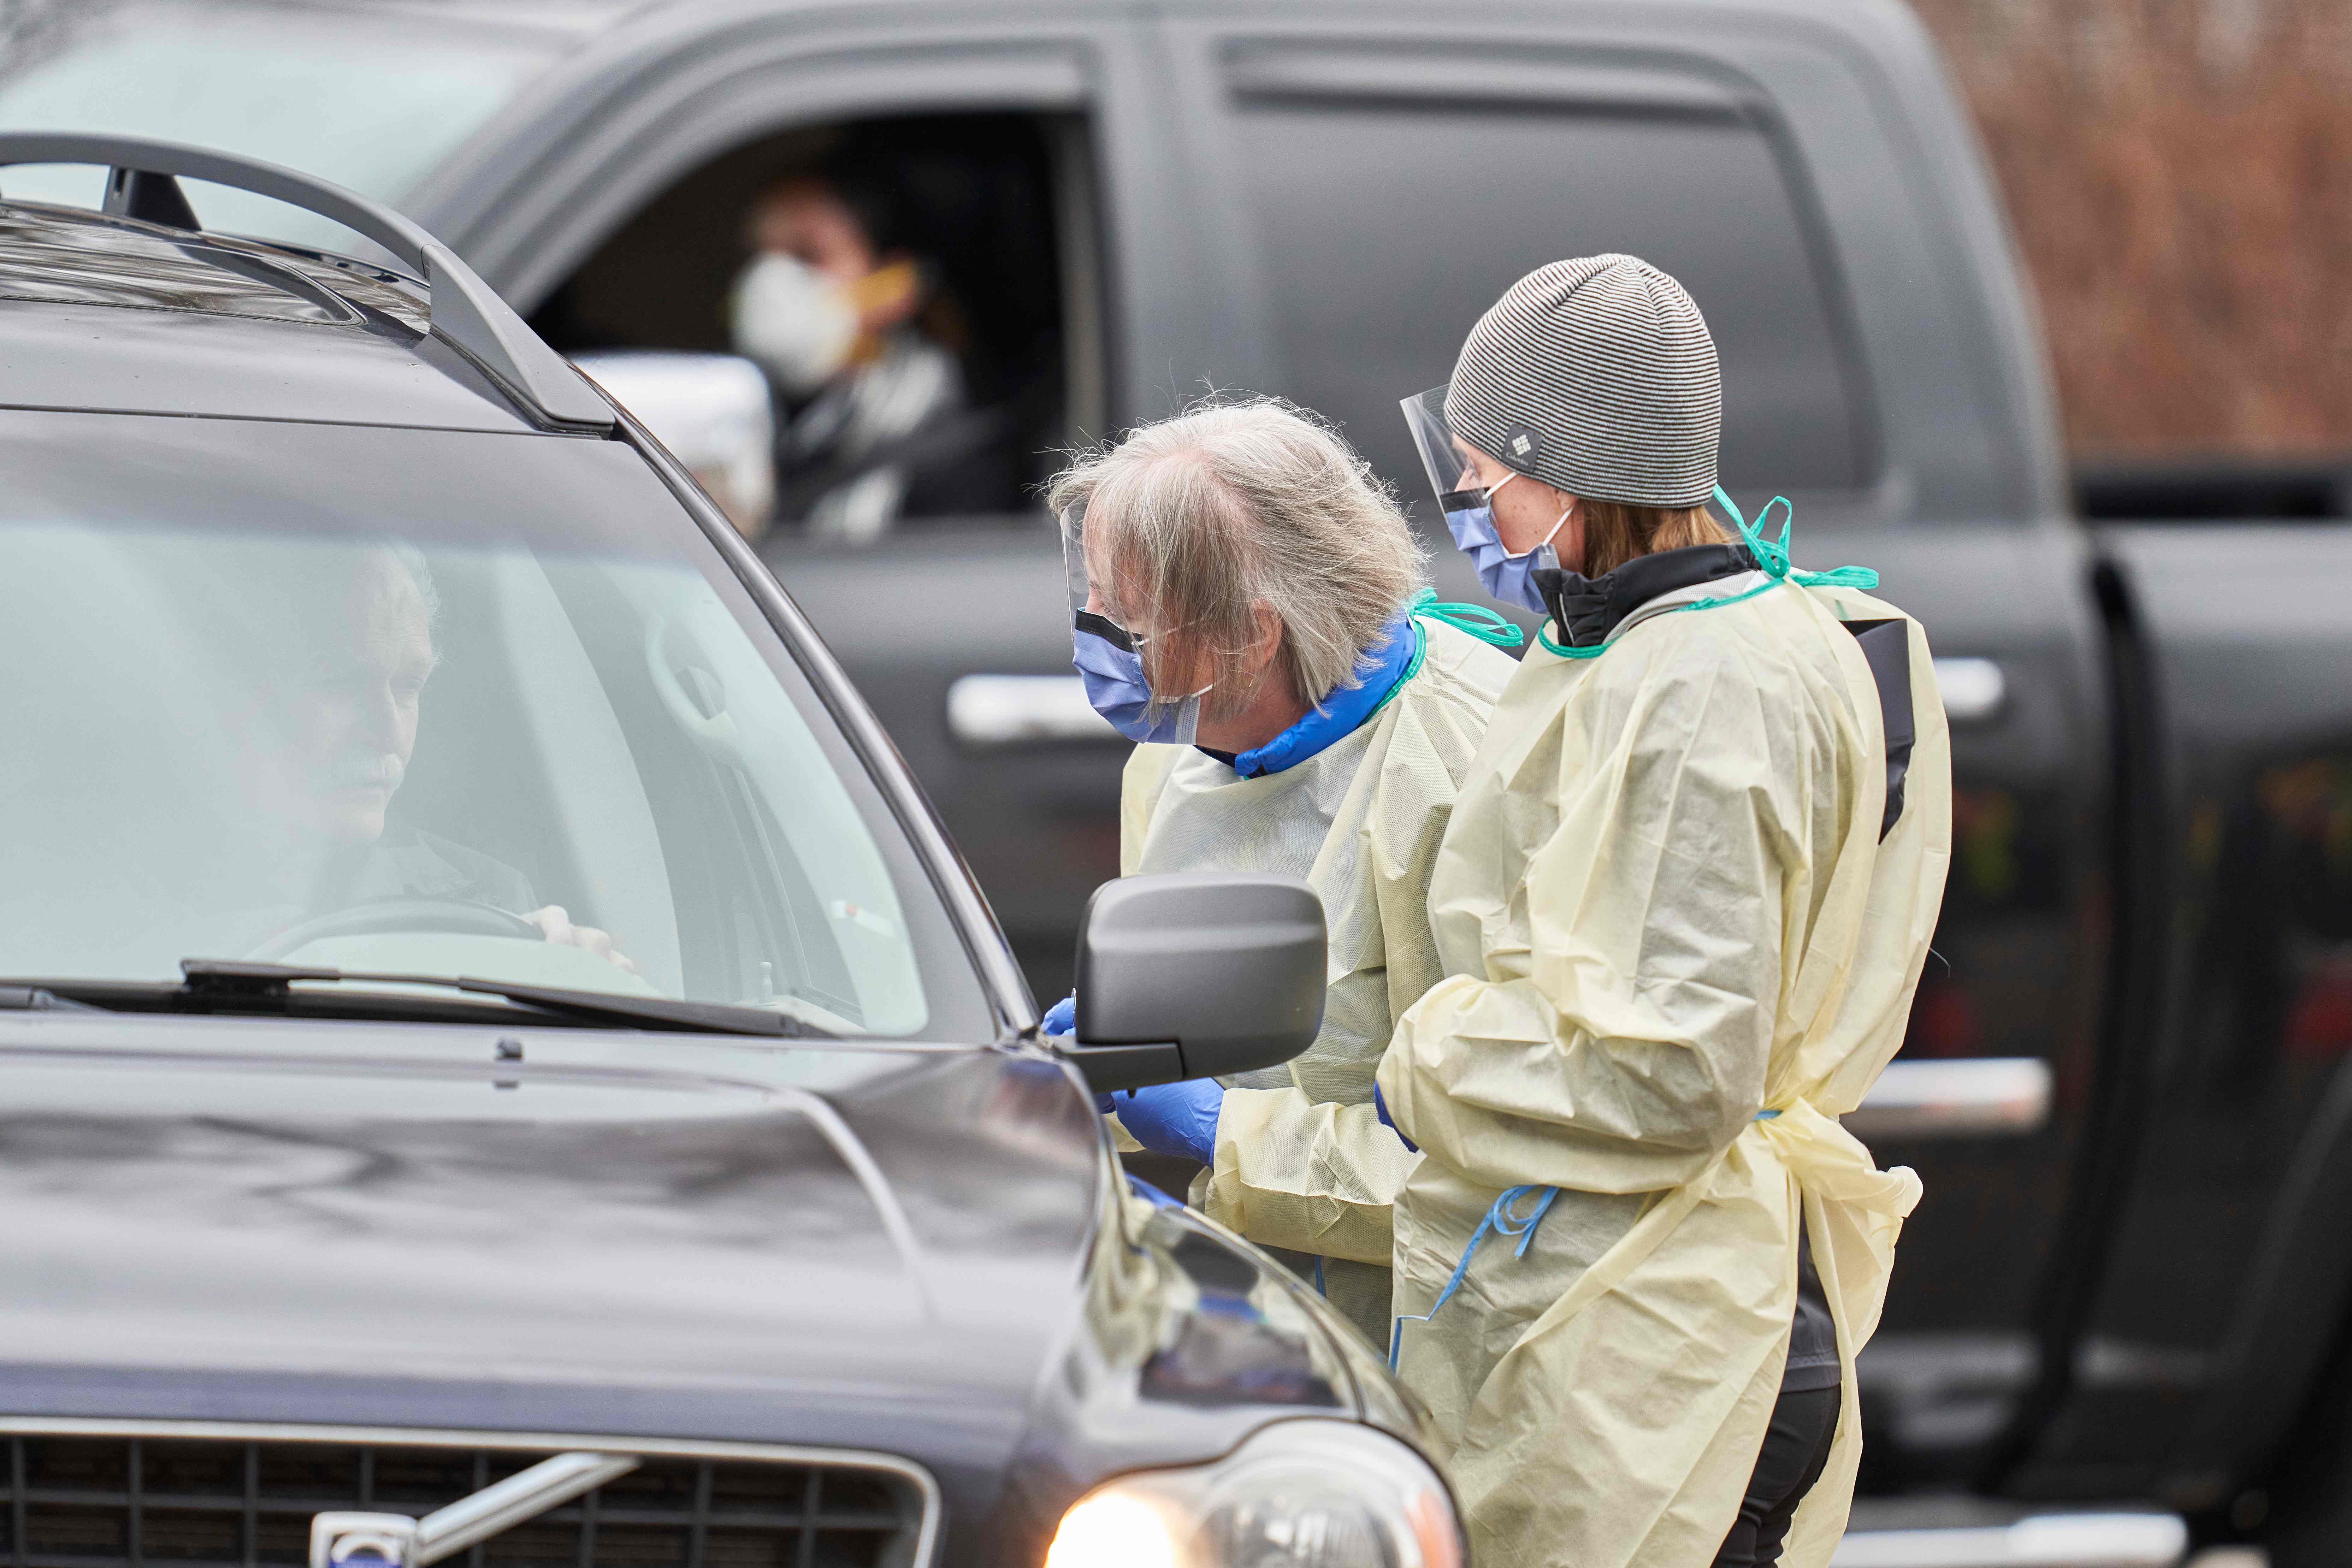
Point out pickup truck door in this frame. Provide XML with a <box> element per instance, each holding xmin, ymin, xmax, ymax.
<box><xmin>2013</xmin><ymin>525</ymin><xmax>2352</xmax><ymax>1510</ymax></box>
<box><xmin>1148</xmin><ymin>0</ymin><xmax>2117</xmax><ymax>1488</ymax></box>
<box><xmin>411</xmin><ymin>3</ymin><xmax>1180</xmax><ymax>1003</ymax></box>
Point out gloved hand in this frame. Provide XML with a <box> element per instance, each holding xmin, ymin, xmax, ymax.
<box><xmin>1042</xmin><ymin>993</ymin><xmax>1076</xmax><ymax>1037</ymax></box>
<box><xmin>1103</xmin><ymin>1079</ymin><xmax>1224</xmax><ymax>1164</ymax></box>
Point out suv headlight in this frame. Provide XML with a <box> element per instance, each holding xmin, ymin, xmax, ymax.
<box><xmin>1043</xmin><ymin>1421</ymin><xmax>1461</xmax><ymax>1568</ymax></box>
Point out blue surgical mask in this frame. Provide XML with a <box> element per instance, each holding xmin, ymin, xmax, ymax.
<box><xmin>1072</xmin><ymin>620</ymin><xmax>1204</xmax><ymax>744</ymax></box>
<box><xmin>1444</xmin><ymin>472</ymin><xmax>1571</xmax><ymax>615</ymax></box>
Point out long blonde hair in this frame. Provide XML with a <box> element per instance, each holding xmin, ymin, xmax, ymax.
<box><xmin>1575</xmin><ymin>497</ymin><xmax>1735</xmax><ymax>578</ymax></box>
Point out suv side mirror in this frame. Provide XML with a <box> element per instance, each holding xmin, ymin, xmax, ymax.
<box><xmin>1062</xmin><ymin>873</ymin><xmax>1326</xmax><ymax>1093</ymax></box>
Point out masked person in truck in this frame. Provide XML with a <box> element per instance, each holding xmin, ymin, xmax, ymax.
<box><xmin>727</xmin><ymin>142</ymin><xmax>1012</xmax><ymax>542</ymax></box>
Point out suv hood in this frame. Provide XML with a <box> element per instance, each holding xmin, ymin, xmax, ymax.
<box><xmin>0</xmin><ymin>1010</ymin><xmax>1099</xmax><ymax>1464</ymax></box>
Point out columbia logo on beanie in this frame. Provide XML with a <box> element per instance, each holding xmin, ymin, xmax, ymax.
<box><xmin>1444</xmin><ymin>254</ymin><xmax>1720</xmax><ymax>509</ymax></box>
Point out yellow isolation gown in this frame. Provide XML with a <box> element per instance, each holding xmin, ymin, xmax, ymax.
<box><xmin>1376</xmin><ymin>565</ymin><xmax>1951</xmax><ymax>1568</ymax></box>
<box><xmin>1118</xmin><ymin>614</ymin><xmax>1516</xmax><ymax>1347</ymax></box>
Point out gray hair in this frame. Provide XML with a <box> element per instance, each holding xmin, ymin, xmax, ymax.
<box><xmin>1046</xmin><ymin>397</ymin><xmax>1426</xmax><ymax>709</ymax></box>
<box><xmin>384</xmin><ymin>541</ymin><xmax>442</xmax><ymax>630</ymax></box>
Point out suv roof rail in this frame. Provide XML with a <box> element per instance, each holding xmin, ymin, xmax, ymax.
<box><xmin>0</xmin><ymin>132</ymin><xmax>613</xmax><ymax>432</ymax></box>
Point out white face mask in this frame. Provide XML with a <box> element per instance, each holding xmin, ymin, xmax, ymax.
<box><xmin>727</xmin><ymin>251</ymin><xmax>859</xmax><ymax>395</ymax></box>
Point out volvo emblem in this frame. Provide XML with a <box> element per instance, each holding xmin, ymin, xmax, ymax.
<box><xmin>310</xmin><ymin>1512</ymin><xmax>419</xmax><ymax>1568</ymax></box>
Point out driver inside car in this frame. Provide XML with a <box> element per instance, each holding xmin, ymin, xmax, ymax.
<box><xmin>228</xmin><ymin>541</ymin><xmax>635</xmax><ymax>972</ymax></box>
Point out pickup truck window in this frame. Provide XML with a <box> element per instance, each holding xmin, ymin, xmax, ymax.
<box><xmin>1232</xmin><ymin>100</ymin><xmax>1873</xmax><ymax>512</ymax></box>
<box><xmin>535</xmin><ymin>112</ymin><xmax>1090</xmax><ymax>547</ymax></box>
<box><xmin>0</xmin><ymin>412</ymin><xmax>990</xmax><ymax>1041</ymax></box>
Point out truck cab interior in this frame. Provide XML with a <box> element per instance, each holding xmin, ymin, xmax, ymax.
<box><xmin>528</xmin><ymin>111</ymin><xmax>1097</xmax><ymax>541</ymax></box>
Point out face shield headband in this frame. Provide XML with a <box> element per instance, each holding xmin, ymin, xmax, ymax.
<box><xmin>1061</xmin><ymin>503</ymin><xmax>1208</xmax><ymax>746</ymax></box>
<box><xmin>1401</xmin><ymin>385</ymin><xmax>1566</xmax><ymax>615</ymax></box>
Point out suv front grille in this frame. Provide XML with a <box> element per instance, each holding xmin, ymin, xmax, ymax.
<box><xmin>0</xmin><ymin>1431</ymin><xmax>930</xmax><ymax>1568</ymax></box>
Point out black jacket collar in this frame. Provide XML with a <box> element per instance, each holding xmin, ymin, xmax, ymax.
<box><xmin>1532</xmin><ymin>541</ymin><xmax>1758</xmax><ymax>650</ymax></box>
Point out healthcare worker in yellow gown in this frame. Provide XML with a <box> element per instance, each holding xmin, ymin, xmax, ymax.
<box><xmin>1379</xmin><ymin>255</ymin><xmax>1953</xmax><ymax>1568</ymax></box>
<box><xmin>1039</xmin><ymin>398</ymin><xmax>1521</xmax><ymax>1347</ymax></box>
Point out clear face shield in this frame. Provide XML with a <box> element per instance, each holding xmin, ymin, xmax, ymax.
<box><xmin>1400</xmin><ymin>384</ymin><xmax>1564</xmax><ymax>613</ymax></box>
<box><xmin>1061</xmin><ymin>502</ymin><xmax>1207</xmax><ymax>746</ymax></box>
<box><xmin>1401</xmin><ymin>385</ymin><xmax>1492</xmax><ymax>519</ymax></box>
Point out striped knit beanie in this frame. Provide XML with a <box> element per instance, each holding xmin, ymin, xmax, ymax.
<box><xmin>1444</xmin><ymin>254</ymin><xmax>1720</xmax><ymax>508</ymax></box>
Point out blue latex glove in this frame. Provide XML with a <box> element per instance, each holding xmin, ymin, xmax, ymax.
<box><xmin>1105</xmin><ymin>1079</ymin><xmax>1224</xmax><ymax>1164</ymax></box>
<box><xmin>1374</xmin><ymin>1083</ymin><xmax>1419</xmax><ymax>1153</ymax></box>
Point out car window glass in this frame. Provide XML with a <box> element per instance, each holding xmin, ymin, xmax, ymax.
<box><xmin>1230</xmin><ymin>97</ymin><xmax>1873</xmax><ymax>512</ymax></box>
<box><xmin>533</xmin><ymin>113</ymin><xmax>1097</xmax><ymax>549</ymax></box>
<box><xmin>0</xmin><ymin>0</ymin><xmax>567</xmax><ymax>255</ymax></box>
<box><xmin>0</xmin><ymin>412</ymin><xmax>991</xmax><ymax>1041</ymax></box>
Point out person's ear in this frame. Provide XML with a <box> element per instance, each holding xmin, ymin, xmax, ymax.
<box><xmin>1246</xmin><ymin>602</ymin><xmax>1289</xmax><ymax>686</ymax></box>
<box><xmin>1554</xmin><ymin>493</ymin><xmax>1588</xmax><ymax>573</ymax></box>
<box><xmin>1245</xmin><ymin>601</ymin><xmax>1278</xmax><ymax>655</ymax></box>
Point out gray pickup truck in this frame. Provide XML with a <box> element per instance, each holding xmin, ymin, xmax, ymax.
<box><xmin>8</xmin><ymin>0</ymin><xmax>2352</xmax><ymax>1559</ymax></box>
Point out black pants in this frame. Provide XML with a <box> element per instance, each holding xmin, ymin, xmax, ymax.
<box><xmin>1710</xmin><ymin>1385</ymin><xmax>1840</xmax><ymax>1568</ymax></box>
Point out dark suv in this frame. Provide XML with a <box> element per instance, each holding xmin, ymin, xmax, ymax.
<box><xmin>0</xmin><ymin>136</ymin><xmax>1456</xmax><ymax>1568</ymax></box>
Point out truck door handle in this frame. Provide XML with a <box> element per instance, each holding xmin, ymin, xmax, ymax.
<box><xmin>950</xmin><ymin>664</ymin><xmax>2008</xmax><ymax>739</ymax></box>
<box><xmin>1844</xmin><ymin>1057</ymin><xmax>2052</xmax><ymax>1139</ymax></box>
<box><xmin>956</xmin><ymin>666</ymin><xmax>2003</xmax><ymax>741</ymax></box>
<box><xmin>947</xmin><ymin>674</ymin><xmax>1120</xmax><ymax>746</ymax></box>
<box><xmin>1932</xmin><ymin>657</ymin><xmax>2006</xmax><ymax>724</ymax></box>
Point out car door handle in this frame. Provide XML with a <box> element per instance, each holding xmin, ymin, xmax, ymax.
<box><xmin>1844</xmin><ymin>1057</ymin><xmax>2052</xmax><ymax>1140</ymax></box>
<box><xmin>1932</xmin><ymin>657</ymin><xmax>2006</xmax><ymax>724</ymax></box>
<box><xmin>947</xmin><ymin>674</ymin><xmax>1120</xmax><ymax>746</ymax></box>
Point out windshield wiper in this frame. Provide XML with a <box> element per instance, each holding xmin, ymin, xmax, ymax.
<box><xmin>181</xmin><ymin>960</ymin><xmax>828</xmax><ymax>1037</ymax></box>
<box><xmin>8</xmin><ymin>960</ymin><xmax>828</xmax><ymax>1038</ymax></box>
<box><xmin>0</xmin><ymin>985</ymin><xmax>97</xmax><ymax>1012</ymax></box>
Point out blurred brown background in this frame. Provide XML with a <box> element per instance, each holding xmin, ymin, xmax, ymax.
<box><xmin>1914</xmin><ymin>0</ymin><xmax>2352</xmax><ymax>461</ymax></box>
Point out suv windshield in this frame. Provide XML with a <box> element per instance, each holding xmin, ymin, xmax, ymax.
<box><xmin>0</xmin><ymin>412</ymin><xmax>988</xmax><ymax>1040</ymax></box>
<box><xmin>0</xmin><ymin>1</ymin><xmax>576</xmax><ymax>252</ymax></box>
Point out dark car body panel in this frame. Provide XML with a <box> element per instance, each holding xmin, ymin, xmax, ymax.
<box><xmin>0</xmin><ymin>1013</ymin><xmax>1083</xmax><ymax>1467</ymax></box>
<box><xmin>0</xmin><ymin>1008</ymin><xmax>1383</xmax><ymax>1565</ymax></box>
